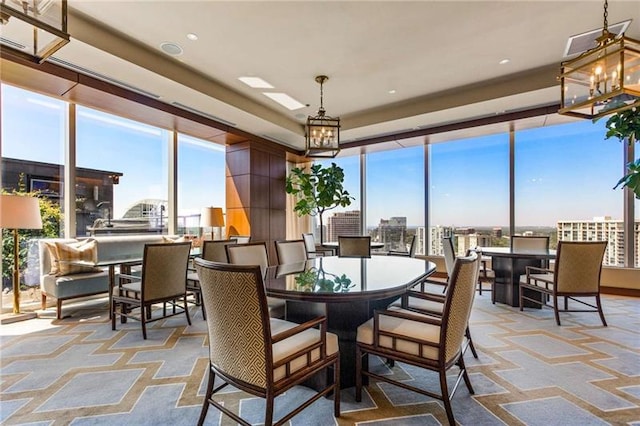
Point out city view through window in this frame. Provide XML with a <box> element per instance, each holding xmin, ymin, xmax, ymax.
<box><xmin>1</xmin><ymin>82</ymin><xmax>638</xmax><ymax>313</ymax></box>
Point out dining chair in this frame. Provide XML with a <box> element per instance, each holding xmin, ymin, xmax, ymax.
<box><xmin>111</xmin><ymin>242</ymin><xmax>192</xmax><ymax>339</ymax></box>
<box><xmin>355</xmin><ymin>251</ymin><xmax>480</xmax><ymax>425</ymax></box>
<box><xmin>274</xmin><ymin>239</ymin><xmax>308</xmax><ymax>264</ymax></box>
<box><xmin>387</xmin><ymin>235</ymin><xmax>417</xmax><ymax>257</ymax></box>
<box><xmin>338</xmin><ymin>235</ymin><xmax>371</xmax><ymax>258</ymax></box>
<box><xmin>194</xmin><ymin>259</ymin><xmax>340</xmax><ymax>426</ymax></box>
<box><xmin>419</xmin><ymin>236</ymin><xmax>455</xmax><ymax>292</ymax></box>
<box><xmin>187</xmin><ymin>239</ymin><xmax>236</xmax><ymax>319</ymax></box>
<box><xmin>226</xmin><ymin>242</ymin><xmax>286</xmax><ymax>318</ymax></box>
<box><xmin>519</xmin><ymin>241</ymin><xmax>608</xmax><ymax>326</ymax></box>
<box><xmin>391</xmin><ymin>248</ymin><xmax>482</xmax><ymax>359</ymax></box>
<box><xmin>511</xmin><ymin>235</ymin><xmax>550</xmax><ymax>250</ymax></box>
<box><xmin>302</xmin><ymin>233</ymin><xmax>334</xmax><ymax>257</ymax></box>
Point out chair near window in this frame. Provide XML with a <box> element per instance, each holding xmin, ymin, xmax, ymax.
<box><xmin>194</xmin><ymin>260</ymin><xmax>340</xmax><ymax>426</ymax></box>
<box><xmin>111</xmin><ymin>242</ymin><xmax>192</xmax><ymax>339</ymax></box>
<box><xmin>519</xmin><ymin>241</ymin><xmax>608</xmax><ymax>326</ymax></box>
<box><xmin>302</xmin><ymin>233</ymin><xmax>334</xmax><ymax>257</ymax></box>
<box><xmin>338</xmin><ymin>236</ymin><xmax>371</xmax><ymax>258</ymax></box>
<box><xmin>420</xmin><ymin>236</ymin><xmax>455</xmax><ymax>292</ymax></box>
<box><xmin>355</xmin><ymin>252</ymin><xmax>480</xmax><ymax>425</ymax></box>
<box><xmin>387</xmin><ymin>235</ymin><xmax>417</xmax><ymax>257</ymax></box>
<box><xmin>274</xmin><ymin>239</ymin><xmax>308</xmax><ymax>264</ymax></box>
<box><xmin>230</xmin><ymin>235</ymin><xmax>251</xmax><ymax>244</ymax></box>
<box><xmin>226</xmin><ymin>242</ymin><xmax>286</xmax><ymax>318</ymax></box>
<box><xmin>511</xmin><ymin>235</ymin><xmax>550</xmax><ymax>250</ymax></box>
<box><xmin>187</xmin><ymin>239</ymin><xmax>236</xmax><ymax>320</ymax></box>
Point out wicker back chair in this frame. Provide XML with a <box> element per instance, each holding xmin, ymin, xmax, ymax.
<box><xmin>338</xmin><ymin>236</ymin><xmax>371</xmax><ymax>258</ymax></box>
<box><xmin>194</xmin><ymin>259</ymin><xmax>340</xmax><ymax>426</ymax></box>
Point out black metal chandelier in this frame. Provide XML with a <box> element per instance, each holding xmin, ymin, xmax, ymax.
<box><xmin>559</xmin><ymin>0</ymin><xmax>640</xmax><ymax>119</ymax></box>
<box><xmin>0</xmin><ymin>0</ymin><xmax>69</xmax><ymax>63</ymax></box>
<box><xmin>305</xmin><ymin>75</ymin><xmax>341</xmax><ymax>158</ymax></box>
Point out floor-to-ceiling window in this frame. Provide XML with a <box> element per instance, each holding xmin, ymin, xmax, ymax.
<box><xmin>515</xmin><ymin>120</ymin><xmax>624</xmax><ymax>266</ymax></box>
<box><xmin>1</xmin><ymin>84</ymin><xmax>66</xmax><ymax>311</ymax></box>
<box><xmin>635</xmin><ymin>146</ymin><xmax>639</xmax><ymax>267</ymax></box>
<box><xmin>76</xmin><ymin>106</ymin><xmax>169</xmax><ymax>236</ymax></box>
<box><xmin>366</xmin><ymin>146</ymin><xmax>424</xmax><ymax>253</ymax></box>
<box><xmin>316</xmin><ymin>156</ymin><xmax>361</xmax><ymax>243</ymax></box>
<box><xmin>177</xmin><ymin>134</ymin><xmax>225</xmax><ymax>238</ymax></box>
<box><xmin>429</xmin><ymin>133</ymin><xmax>510</xmax><ymax>256</ymax></box>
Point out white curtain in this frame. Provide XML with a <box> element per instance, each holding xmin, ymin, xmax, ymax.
<box><xmin>286</xmin><ymin>161</ymin><xmax>312</xmax><ymax>240</ymax></box>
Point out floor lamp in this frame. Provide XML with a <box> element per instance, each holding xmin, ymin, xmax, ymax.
<box><xmin>0</xmin><ymin>195</ymin><xmax>43</xmax><ymax>315</ymax></box>
<box><xmin>200</xmin><ymin>207</ymin><xmax>224</xmax><ymax>240</ymax></box>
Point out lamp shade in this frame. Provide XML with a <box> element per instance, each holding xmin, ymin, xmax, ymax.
<box><xmin>200</xmin><ymin>207</ymin><xmax>224</xmax><ymax>228</ymax></box>
<box><xmin>0</xmin><ymin>194</ymin><xmax>43</xmax><ymax>229</ymax></box>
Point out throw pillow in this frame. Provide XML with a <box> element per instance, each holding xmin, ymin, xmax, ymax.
<box><xmin>44</xmin><ymin>239</ymin><xmax>93</xmax><ymax>275</ymax></box>
<box><xmin>162</xmin><ymin>236</ymin><xmax>188</xmax><ymax>244</ymax></box>
<box><xmin>54</xmin><ymin>239</ymin><xmax>101</xmax><ymax>276</ymax></box>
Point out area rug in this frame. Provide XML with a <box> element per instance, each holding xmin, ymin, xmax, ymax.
<box><xmin>1</xmin><ymin>294</ymin><xmax>639</xmax><ymax>425</ymax></box>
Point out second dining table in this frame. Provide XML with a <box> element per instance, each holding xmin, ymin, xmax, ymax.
<box><xmin>263</xmin><ymin>255</ymin><xmax>436</xmax><ymax>388</ymax></box>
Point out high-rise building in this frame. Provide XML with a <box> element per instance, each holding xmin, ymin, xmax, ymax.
<box><xmin>557</xmin><ymin>216</ymin><xmax>640</xmax><ymax>266</ymax></box>
<box><xmin>327</xmin><ymin>210</ymin><xmax>361</xmax><ymax>242</ymax></box>
<box><xmin>429</xmin><ymin>225</ymin><xmax>454</xmax><ymax>255</ymax></box>
<box><xmin>375</xmin><ymin>216</ymin><xmax>407</xmax><ymax>251</ymax></box>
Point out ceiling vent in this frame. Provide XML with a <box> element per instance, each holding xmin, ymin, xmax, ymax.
<box><xmin>0</xmin><ymin>37</ymin><xmax>26</xmax><ymax>50</ymax></box>
<box><xmin>171</xmin><ymin>102</ymin><xmax>236</xmax><ymax>127</ymax></box>
<box><xmin>563</xmin><ymin>19</ymin><xmax>632</xmax><ymax>57</ymax></box>
<box><xmin>47</xmin><ymin>56</ymin><xmax>161</xmax><ymax>99</ymax></box>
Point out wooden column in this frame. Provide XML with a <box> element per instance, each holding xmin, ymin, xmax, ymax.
<box><xmin>225</xmin><ymin>140</ymin><xmax>286</xmax><ymax>264</ymax></box>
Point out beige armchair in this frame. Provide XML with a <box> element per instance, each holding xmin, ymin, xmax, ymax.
<box><xmin>274</xmin><ymin>239</ymin><xmax>308</xmax><ymax>264</ymax></box>
<box><xmin>194</xmin><ymin>259</ymin><xmax>340</xmax><ymax>426</ymax></box>
<box><xmin>519</xmin><ymin>241</ymin><xmax>608</xmax><ymax>326</ymax></box>
<box><xmin>355</xmin><ymin>252</ymin><xmax>480</xmax><ymax>425</ymax></box>
<box><xmin>111</xmin><ymin>242</ymin><xmax>192</xmax><ymax>339</ymax></box>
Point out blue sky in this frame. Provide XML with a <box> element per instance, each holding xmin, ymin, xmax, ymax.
<box><xmin>3</xmin><ymin>84</ymin><xmax>630</xmax><ymax>228</ymax></box>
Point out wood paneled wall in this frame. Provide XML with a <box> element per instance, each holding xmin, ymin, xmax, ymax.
<box><xmin>226</xmin><ymin>140</ymin><xmax>287</xmax><ymax>264</ymax></box>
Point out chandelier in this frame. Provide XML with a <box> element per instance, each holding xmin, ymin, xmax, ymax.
<box><xmin>305</xmin><ymin>75</ymin><xmax>341</xmax><ymax>158</ymax></box>
<box><xmin>559</xmin><ymin>0</ymin><xmax>640</xmax><ymax>119</ymax></box>
<box><xmin>0</xmin><ymin>0</ymin><xmax>69</xmax><ymax>63</ymax></box>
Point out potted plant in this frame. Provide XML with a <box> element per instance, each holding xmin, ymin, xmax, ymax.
<box><xmin>285</xmin><ymin>162</ymin><xmax>354</xmax><ymax>244</ymax></box>
<box><xmin>604</xmin><ymin>106</ymin><xmax>640</xmax><ymax>198</ymax></box>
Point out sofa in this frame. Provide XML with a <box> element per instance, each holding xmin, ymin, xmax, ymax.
<box><xmin>39</xmin><ymin>235</ymin><xmax>178</xmax><ymax>319</ymax></box>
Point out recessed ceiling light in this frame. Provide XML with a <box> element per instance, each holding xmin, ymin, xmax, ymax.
<box><xmin>238</xmin><ymin>76</ymin><xmax>274</xmax><ymax>89</ymax></box>
<box><xmin>262</xmin><ymin>92</ymin><xmax>305</xmax><ymax>110</ymax></box>
<box><xmin>388</xmin><ymin>89</ymin><xmax>397</xmax><ymax>94</ymax></box>
<box><xmin>499</xmin><ymin>58</ymin><xmax>510</xmax><ymax>65</ymax></box>
<box><xmin>160</xmin><ymin>42</ymin><xmax>183</xmax><ymax>56</ymax></box>
<box><xmin>186</xmin><ymin>33</ymin><xmax>198</xmax><ymax>41</ymax></box>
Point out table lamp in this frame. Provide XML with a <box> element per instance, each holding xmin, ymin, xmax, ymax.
<box><xmin>200</xmin><ymin>207</ymin><xmax>224</xmax><ymax>240</ymax></box>
<box><xmin>0</xmin><ymin>194</ymin><xmax>43</xmax><ymax>314</ymax></box>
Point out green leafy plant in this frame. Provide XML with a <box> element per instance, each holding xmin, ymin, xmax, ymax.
<box><xmin>285</xmin><ymin>162</ymin><xmax>354</xmax><ymax>244</ymax></box>
<box><xmin>603</xmin><ymin>107</ymin><xmax>640</xmax><ymax>198</ymax></box>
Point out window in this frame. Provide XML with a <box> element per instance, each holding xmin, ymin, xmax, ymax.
<box><xmin>1</xmin><ymin>84</ymin><xmax>66</xmax><ymax>312</ymax></box>
<box><xmin>316</xmin><ymin>155</ymin><xmax>361</xmax><ymax>243</ymax></box>
<box><xmin>366</xmin><ymin>146</ymin><xmax>424</xmax><ymax>253</ymax></box>
<box><xmin>515</xmin><ymin>120</ymin><xmax>623</xmax><ymax>266</ymax></box>
<box><xmin>76</xmin><ymin>106</ymin><xmax>169</xmax><ymax>236</ymax></box>
<box><xmin>429</xmin><ymin>133</ymin><xmax>509</xmax><ymax>256</ymax></box>
<box><xmin>177</xmin><ymin>134</ymin><xmax>225</xmax><ymax>237</ymax></box>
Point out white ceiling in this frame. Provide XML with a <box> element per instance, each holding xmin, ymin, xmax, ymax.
<box><xmin>22</xmin><ymin>1</ymin><xmax>640</xmax><ymax>150</ymax></box>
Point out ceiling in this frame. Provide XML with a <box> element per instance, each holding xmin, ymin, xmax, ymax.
<box><xmin>6</xmin><ymin>1</ymin><xmax>640</xmax><ymax>152</ymax></box>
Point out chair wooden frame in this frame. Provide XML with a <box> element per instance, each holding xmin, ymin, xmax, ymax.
<box><xmin>302</xmin><ymin>233</ymin><xmax>334</xmax><ymax>257</ymax></box>
<box><xmin>187</xmin><ymin>239</ymin><xmax>236</xmax><ymax>320</ymax></box>
<box><xmin>111</xmin><ymin>242</ymin><xmax>192</xmax><ymax>339</ymax></box>
<box><xmin>274</xmin><ymin>239</ymin><xmax>308</xmax><ymax>265</ymax></box>
<box><xmin>387</xmin><ymin>235</ymin><xmax>417</xmax><ymax>257</ymax></box>
<box><xmin>194</xmin><ymin>260</ymin><xmax>340</xmax><ymax>426</ymax></box>
<box><xmin>337</xmin><ymin>235</ymin><xmax>371</xmax><ymax>258</ymax></box>
<box><xmin>519</xmin><ymin>241</ymin><xmax>608</xmax><ymax>326</ymax></box>
<box><xmin>356</xmin><ymin>252</ymin><xmax>480</xmax><ymax>425</ymax></box>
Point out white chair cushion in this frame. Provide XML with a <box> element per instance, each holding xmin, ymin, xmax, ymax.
<box><xmin>520</xmin><ymin>273</ymin><xmax>554</xmax><ymax>290</ymax></box>
<box><xmin>357</xmin><ymin>307</ymin><xmax>441</xmax><ymax>360</ymax></box>
<box><xmin>270</xmin><ymin>318</ymin><xmax>338</xmax><ymax>382</ymax></box>
<box><xmin>390</xmin><ymin>297</ymin><xmax>444</xmax><ymax>315</ymax></box>
<box><xmin>187</xmin><ymin>271</ymin><xmax>199</xmax><ymax>282</ymax></box>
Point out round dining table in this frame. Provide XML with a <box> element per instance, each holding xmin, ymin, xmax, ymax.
<box><xmin>263</xmin><ymin>255</ymin><xmax>436</xmax><ymax>388</ymax></box>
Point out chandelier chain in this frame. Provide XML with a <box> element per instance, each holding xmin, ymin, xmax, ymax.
<box><xmin>603</xmin><ymin>0</ymin><xmax>608</xmax><ymax>33</ymax></box>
